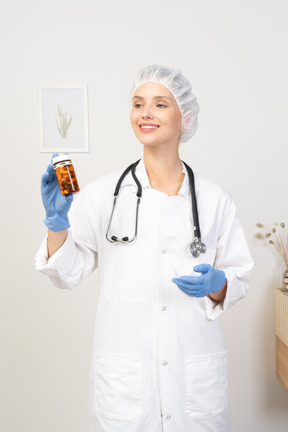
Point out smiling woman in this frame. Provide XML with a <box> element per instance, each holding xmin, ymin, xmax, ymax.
<box><xmin>130</xmin><ymin>64</ymin><xmax>199</xmax><ymax>144</ymax></box>
<box><xmin>130</xmin><ymin>82</ymin><xmax>183</xmax><ymax>151</ymax></box>
<box><xmin>36</xmin><ymin>64</ymin><xmax>253</xmax><ymax>432</ymax></box>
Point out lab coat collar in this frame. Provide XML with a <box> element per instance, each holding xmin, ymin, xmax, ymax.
<box><xmin>132</xmin><ymin>159</ymin><xmax>190</xmax><ymax>198</ymax></box>
<box><xmin>178</xmin><ymin>162</ymin><xmax>190</xmax><ymax>197</ymax></box>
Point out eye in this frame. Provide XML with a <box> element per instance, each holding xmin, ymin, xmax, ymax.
<box><xmin>156</xmin><ymin>103</ymin><xmax>167</xmax><ymax>108</ymax></box>
<box><xmin>134</xmin><ymin>103</ymin><xmax>143</xmax><ymax>108</ymax></box>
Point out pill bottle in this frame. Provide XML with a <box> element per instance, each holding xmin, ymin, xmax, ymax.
<box><xmin>52</xmin><ymin>154</ymin><xmax>80</xmax><ymax>196</ymax></box>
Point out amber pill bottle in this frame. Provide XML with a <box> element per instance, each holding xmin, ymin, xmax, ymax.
<box><xmin>52</xmin><ymin>154</ymin><xmax>80</xmax><ymax>196</ymax></box>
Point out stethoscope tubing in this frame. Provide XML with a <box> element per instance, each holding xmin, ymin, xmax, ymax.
<box><xmin>182</xmin><ymin>161</ymin><xmax>201</xmax><ymax>239</ymax></box>
<box><xmin>105</xmin><ymin>159</ymin><xmax>206</xmax><ymax>257</ymax></box>
<box><xmin>106</xmin><ymin>160</ymin><xmax>141</xmax><ymax>244</ymax></box>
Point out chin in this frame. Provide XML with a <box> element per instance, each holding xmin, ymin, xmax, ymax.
<box><xmin>139</xmin><ymin>137</ymin><xmax>163</xmax><ymax>147</ymax></box>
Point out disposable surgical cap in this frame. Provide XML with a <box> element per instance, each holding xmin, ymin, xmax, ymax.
<box><xmin>131</xmin><ymin>64</ymin><xmax>200</xmax><ymax>143</ymax></box>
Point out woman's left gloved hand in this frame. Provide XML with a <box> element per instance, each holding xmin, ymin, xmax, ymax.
<box><xmin>172</xmin><ymin>264</ymin><xmax>226</xmax><ymax>298</ymax></box>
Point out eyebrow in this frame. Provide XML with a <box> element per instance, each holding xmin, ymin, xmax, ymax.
<box><xmin>132</xmin><ymin>95</ymin><xmax>173</xmax><ymax>102</ymax></box>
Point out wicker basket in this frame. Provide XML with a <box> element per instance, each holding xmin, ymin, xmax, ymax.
<box><xmin>276</xmin><ymin>288</ymin><xmax>288</xmax><ymax>391</ymax></box>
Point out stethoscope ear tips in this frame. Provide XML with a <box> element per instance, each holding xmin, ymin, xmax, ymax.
<box><xmin>110</xmin><ymin>236</ymin><xmax>129</xmax><ymax>243</ymax></box>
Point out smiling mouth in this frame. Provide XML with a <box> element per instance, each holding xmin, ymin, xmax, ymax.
<box><xmin>139</xmin><ymin>125</ymin><xmax>159</xmax><ymax>129</ymax></box>
<box><xmin>139</xmin><ymin>125</ymin><xmax>159</xmax><ymax>134</ymax></box>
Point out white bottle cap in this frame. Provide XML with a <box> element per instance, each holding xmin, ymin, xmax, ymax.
<box><xmin>52</xmin><ymin>154</ymin><xmax>72</xmax><ymax>164</ymax></box>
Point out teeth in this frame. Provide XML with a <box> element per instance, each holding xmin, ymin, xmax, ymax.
<box><xmin>140</xmin><ymin>125</ymin><xmax>158</xmax><ymax>129</ymax></box>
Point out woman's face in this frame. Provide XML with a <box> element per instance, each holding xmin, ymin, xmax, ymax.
<box><xmin>130</xmin><ymin>82</ymin><xmax>182</xmax><ymax>149</ymax></box>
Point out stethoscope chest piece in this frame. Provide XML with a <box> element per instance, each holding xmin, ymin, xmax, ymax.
<box><xmin>190</xmin><ymin>237</ymin><xmax>207</xmax><ymax>258</ymax></box>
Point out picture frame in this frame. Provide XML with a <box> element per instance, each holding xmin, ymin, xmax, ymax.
<box><xmin>38</xmin><ymin>84</ymin><xmax>89</xmax><ymax>153</ymax></box>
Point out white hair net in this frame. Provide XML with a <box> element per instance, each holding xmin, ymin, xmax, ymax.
<box><xmin>130</xmin><ymin>64</ymin><xmax>200</xmax><ymax>143</ymax></box>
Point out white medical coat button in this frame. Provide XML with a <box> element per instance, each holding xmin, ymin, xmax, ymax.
<box><xmin>163</xmin><ymin>361</ymin><xmax>168</xmax><ymax>366</ymax></box>
<box><xmin>162</xmin><ymin>306</ymin><xmax>166</xmax><ymax>311</ymax></box>
<box><xmin>166</xmin><ymin>415</ymin><xmax>171</xmax><ymax>420</ymax></box>
<box><xmin>162</xmin><ymin>250</ymin><xmax>167</xmax><ymax>254</ymax></box>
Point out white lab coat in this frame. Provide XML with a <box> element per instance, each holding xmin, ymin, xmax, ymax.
<box><xmin>36</xmin><ymin>160</ymin><xmax>253</xmax><ymax>432</ymax></box>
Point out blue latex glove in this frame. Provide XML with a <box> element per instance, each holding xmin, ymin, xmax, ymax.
<box><xmin>172</xmin><ymin>264</ymin><xmax>226</xmax><ymax>298</ymax></box>
<box><xmin>41</xmin><ymin>153</ymin><xmax>73</xmax><ymax>231</ymax></box>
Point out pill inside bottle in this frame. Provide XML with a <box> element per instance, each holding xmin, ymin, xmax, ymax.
<box><xmin>52</xmin><ymin>154</ymin><xmax>80</xmax><ymax>196</ymax></box>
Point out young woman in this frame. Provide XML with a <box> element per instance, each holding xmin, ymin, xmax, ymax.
<box><xmin>36</xmin><ymin>65</ymin><xmax>253</xmax><ymax>432</ymax></box>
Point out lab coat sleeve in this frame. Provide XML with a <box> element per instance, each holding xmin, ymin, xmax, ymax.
<box><xmin>35</xmin><ymin>182</ymin><xmax>100</xmax><ymax>290</ymax></box>
<box><xmin>204</xmin><ymin>195</ymin><xmax>254</xmax><ymax>320</ymax></box>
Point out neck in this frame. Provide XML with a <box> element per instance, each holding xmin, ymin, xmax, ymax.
<box><xmin>143</xmin><ymin>145</ymin><xmax>182</xmax><ymax>175</ymax></box>
<box><xmin>142</xmin><ymin>146</ymin><xmax>184</xmax><ymax>195</ymax></box>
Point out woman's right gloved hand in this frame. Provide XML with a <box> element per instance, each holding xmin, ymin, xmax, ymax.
<box><xmin>41</xmin><ymin>153</ymin><xmax>73</xmax><ymax>231</ymax></box>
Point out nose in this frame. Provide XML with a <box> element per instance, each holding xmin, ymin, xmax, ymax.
<box><xmin>142</xmin><ymin>106</ymin><xmax>154</xmax><ymax>119</ymax></box>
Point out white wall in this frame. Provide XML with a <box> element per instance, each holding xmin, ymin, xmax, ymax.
<box><xmin>1</xmin><ymin>0</ymin><xmax>288</xmax><ymax>431</ymax></box>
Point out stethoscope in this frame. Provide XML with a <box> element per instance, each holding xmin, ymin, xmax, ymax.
<box><xmin>105</xmin><ymin>160</ymin><xmax>207</xmax><ymax>258</ymax></box>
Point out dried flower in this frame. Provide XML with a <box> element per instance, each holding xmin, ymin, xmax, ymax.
<box><xmin>255</xmin><ymin>222</ymin><xmax>288</xmax><ymax>265</ymax></box>
<box><xmin>255</xmin><ymin>233</ymin><xmax>264</xmax><ymax>238</ymax></box>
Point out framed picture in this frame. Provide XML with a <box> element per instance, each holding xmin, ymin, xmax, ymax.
<box><xmin>39</xmin><ymin>84</ymin><xmax>89</xmax><ymax>152</ymax></box>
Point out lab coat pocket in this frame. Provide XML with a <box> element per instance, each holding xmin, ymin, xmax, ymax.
<box><xmin>185</xmin><ymin>351</ymin><xmax>228</xmax><ymax>419</ymax></box>
<box><xmin>93</xmin><ymin>352</ymin><xmax>142</xmax><ymax>422</ymax></box>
